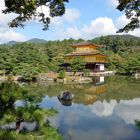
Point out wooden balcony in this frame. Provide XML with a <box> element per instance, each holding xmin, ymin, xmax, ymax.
<box><xmin>64</xmin><ymin>54</ymin><xmax>107</xmax><ymax>63</ymax></box>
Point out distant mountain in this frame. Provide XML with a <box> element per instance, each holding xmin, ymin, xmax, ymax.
<box><xmin>1</xmin><ymin>35</ymin><xmax>139</xmax><ymax>46</ymax></box>
<box><xmin>93</xmin><ymin>34</ymin><xmax>140</xmax><ymax>41</ymax></box>
<box><xmin>26</xmin><ymin>38</ymin><xmax>47</xmax><ymax>44</ymax></box>
<box><xmin>5</xmin><ymin>41</ymin><xmax>21</xmax><ymax>46</ymax></box>
<box><xmin>107</xmin><ymin>34</ymin><xmax>139</xmax><ymax>40</ymax></box>
<box><xmin>0</xmin><ymin>38</ymin><xmax>47</xmax><ymax>46</ymax></box>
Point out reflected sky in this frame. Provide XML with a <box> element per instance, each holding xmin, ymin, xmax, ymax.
<box><xmin>39</xmin><ymin>76</ymin><xmax>140</xmax><ymax>140</ymax></box>
<box><xmin>2</xmin><ymin>76</ymin><xmax>139</xmax><ymax>139</ymax></box>
<box><xmin>40</xmin><ymin>96</ymin><xmax>140</xmax><ymax>140</ymax></box>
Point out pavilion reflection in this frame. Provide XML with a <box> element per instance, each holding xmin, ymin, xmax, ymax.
<box><xmin>58</xmin><ymin>76</ymin><xmax>107</xmax><ymax>106</ymax></box>
<box><xmin>82</xmin><ymin>76</ymin><xmax>107</xmax><ymax>105</ymax></box>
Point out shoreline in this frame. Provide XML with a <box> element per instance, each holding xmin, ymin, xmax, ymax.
<box><xmin>0</xmin><ymin>70</ymin><xmax>140</xmax><ymax>84</ymax></box>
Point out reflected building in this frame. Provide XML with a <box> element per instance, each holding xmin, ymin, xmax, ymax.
<box><xmin>56</xmin><ymin>76</ymin><xmax>107</xmax><ymax>106</ymax></box>
<box><xmin>83</xmin><ymin>76</ymin><xmax>107</xmax><ymax>105</ymax></box>
<box><xmin>93</xmin><ymin>76</ymin><xmax>105</xmax><ymax>85</ymax></box>
<box><xmin>67</xmin><ymin>76</ymin><xmax>107</xmax><ymax>105</ymax></box>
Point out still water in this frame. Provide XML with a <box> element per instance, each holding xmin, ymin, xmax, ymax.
<box><xmin>37</xmin><ymin>76</ymin><xmax>140</xmax><ymax>140</ymax></box>
<box><xmin>1</xmin><ymin>76</ymin><xmax>140</xmax><ymax>140</ymax></box>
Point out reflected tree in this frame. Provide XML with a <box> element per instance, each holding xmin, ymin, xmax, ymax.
<box><xmin>135</xmin><ymin>120</ymin><xmax>140</xmax><ymax>131</ymax></box>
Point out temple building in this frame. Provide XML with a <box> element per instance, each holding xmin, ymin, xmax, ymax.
<box><xmin>64</xmin><ymin>42</ymin><xmax>107</xmax><ymax>72</ymax></box>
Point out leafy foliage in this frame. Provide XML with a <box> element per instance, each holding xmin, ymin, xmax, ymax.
<box><xmin>117</xmin><ymin>0</ymin><xmax>140</xmax><ymax>32</ymax></box>
<box><xmin>83</xmin><ymin>69</ymin><xmax>90</xmax><ymax>76</ymax></box>
<box><xmin>0</xmin><ymin>125</ymin><xmax>63</xmax><ymax>140</ymax></box>
<box><xmin>0</xmin><ymin>39</ymin><xmax>86</xmax><ymax>80</ymax></box>
<box><xmin>0</xmin><ymin>36</ymin><xmax>140</xmax><ymax>78</ymax></box>
<box><xmin>2</xmin><ymin>0</ymin><xmax>140</xmax><ymax>32</ymax></box>
<box><xmin>135</xmin><ymin>120</ymin><xmax>140</xmax><ymax>131</ymax></box>
<box><xmin>70</xmin><ymin>56</ymin><xmax>85</xmax><ymax>74</ymax></box>
<box><xmin>91</xmin><ymin>35</ymin><xmax>140</xmax><ymax>74</ymax></box>
<box><xmin>3</xmin><ymin>0</ymin><xmax>69</xmax><ymax>30</ymax></box>
<box><xmin>0</xmin><ymin>82</ymin><xmax>62</xmax><ymax>140</ymax></box>
<box><xmin>58</xmin><ymin>70</ymin><xmax>66</xmax><ymax>79</ymax></box>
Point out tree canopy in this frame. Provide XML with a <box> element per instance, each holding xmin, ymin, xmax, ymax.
<box><xmin>0</xmin><ymin>35</ymin><xmax>139</xmax><ymax>78</ymax></box>
<box><xmin>0</xmin><ymin>82</ymin><xmax>62</xmax><ymax>139</ymax></box>
<box><xmin>2</xmin><ymin>0</ymin><xmax>140</xmax><ymax>32</ymax></box>
<box><xmin>2</xmin><ymin>0</ymin><xmax>69</xmax><ymax>30</ymax></box>
<box><xmin>117</xmin><ymin>0</ymin><xmax>140</xmax><ymax>33</ymax></box>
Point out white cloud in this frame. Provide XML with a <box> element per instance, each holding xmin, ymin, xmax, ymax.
<box><xmin>54</xmin><ymin>17</ymin><xmax>117</xmax><ymax>40</ymax></box>
<box><xmin>51</xmin><ymin>17</ymin><xmax>63</xmax><ymax>27</ymax></box>
<box><xmin>115</xmin><ymin>98</ymin><xmax>140</xmax><ymax>124</ymax></box>
<box><xmin>0</xmin><ymin>30</ymin><xmax>26</xmax><ymax>43</ymax></box>
<box><xmin>115</xmin><ymin>15</ymin><xmax>130</xmax><ymax>30</ymax></box>
<box><xmin>82</xmin><ymin>17</ymin><xmax>116</xmax><ymax>39</ymax></box>
<box><xmin>0</xmin><ymin>0</ymin><xmax>5</xmax><ymax>10</ymax></box>
<box><xmin>37</xmin><ymin>7</ymin><xmax>80</xmax><ymax>24</ymax></box>
<box><xmin>0</xmin><ymin>0</ymin><xmax>17</xmax><ymax>27</ymax></box>
<box><xmin>115</xmin><ymin>14</ymin><xmax>140</xmax><ymax>36</ymax></box>
<box><xmin>90</xmin><ymin>100</ymin><xmax>117</xmax><ymax>117</ymax></box>
<box><xmin>58</xmin><ymin>14</ymin><xmax>140</xmax><ymax>39</ymax></box>
<box><xmin>49</xmin><ymin>98</ymin><xmax>137</xmax><ymax>140</ymax></box>
<box><xmin>129</xmin><ymin>29</ymin><xmax>140</xmax><ymax>37</ymax></box>
<box><xmin>64</xmin><ymin>8</ymin><xmax>80</xmax><ymax>23</ymax></box>
<box><xmin>0</xmin><ymin>0</ymin><xmax>26</xmax><ymax>43</ymax></box>
<box><xmin>89</xmin><ymin>98</ymin><xmax>140</xmax><ymax>125</ymax></box>
<box><xmin>36</xmin><ymin>5</ymin><xmax>50</xmax><ymax>18</ymax></box>
<box><xmin>107</xmin><ymin>0</ymin><xmax>119</xmax><ymax>8</ymax></box>
<box><xmin>51</xmin><ymin>8</ymin><xmax>80</xmax><ymax>27</ymax></box>
<box><xmin>61</xmin><ymin>27</ymin><xmax>81</xmax><ymax>39</ymax></box>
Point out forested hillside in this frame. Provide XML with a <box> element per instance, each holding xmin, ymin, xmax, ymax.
<box><xmin>91</xmin><ymin>35</ymin><xmax>140</xmax><ymax>74</ymax></box>
<box><xmin>0</xmin><ymin>35</ymin><xmax>140</xmax><ymax>80</ymax></box>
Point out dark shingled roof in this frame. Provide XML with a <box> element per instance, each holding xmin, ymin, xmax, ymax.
<box><xmin>65</xmin><ymin>52</ymin><xmax>106</xmax><ymax>57</ymax></box>
<box><xmin>71</xmin><ymin>42</ymin><xmax>100</xmax><ymax>47</ymax></box>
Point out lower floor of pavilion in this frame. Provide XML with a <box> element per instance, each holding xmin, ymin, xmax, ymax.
<box><xmin>62</xmin><ymin>63</ymin><xmax>105</xmax><ymax>72</ymax></box>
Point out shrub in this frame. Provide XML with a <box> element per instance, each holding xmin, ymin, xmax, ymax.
<box><xmin>58</xmin><ymin>70</ymin><xmax>66</xmax><ymax>79</ymax></box>
<box><xmin>83</xmin><ymin>69</ymin><xmax>90</xmax><ymax>77</ymax></box>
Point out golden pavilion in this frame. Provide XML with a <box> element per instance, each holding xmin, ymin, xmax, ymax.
<box><xmin>64</xmin><ymin>42</ymin><xmax>107</xmax><ymax>72</ymax></box>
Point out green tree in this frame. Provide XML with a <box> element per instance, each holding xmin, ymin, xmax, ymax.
<box><xmin>58</xmin><ymin>70</ymin><xmax>66</xmax><ymax>79</ymax></box>
<box><xmin>2</xmin><ymin>0</ymin><xmax>69</xmax><ymax>30</ymax></box>
<box><xmin>0</xmin><ymin>37</ymin><xmax>140</xmax><ymax>77</ymax></box>
<box><xmin>2</xmin><ymin>0</ymin><xmax>139</xmax><ymax>32</ymax></box>
<box><xmin>83</xmin><ymin>69</ymin><xmax>90</xmax><ymax>76</ymax></box>
<box><xmin>136</xmin><ymin>120</ymin><xmax>140</xmax><ymax>131</ymax></box>
<box><xmin>127</xmin><ymin>56</ymin><xmax>140</xmax><ymax>73</ymax></box>
<box><xmin>70</xmin><ymin>56</ymin><xmax>85</xmax><ymax>75</ymax></box>
<box><xmin>0</xmin><ymin>82</ymin><xmax>62</xmax><ymax>140</ymax></box>
<box><xmin>117</xmin><ymin>0</ymin><xmax>140</xmax><ymax>32</ymax></box>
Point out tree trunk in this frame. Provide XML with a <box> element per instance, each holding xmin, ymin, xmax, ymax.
<box><xmin>16</xmin><ymin>119</ymin><xmax>23</xmax><ymax>134</ymax></box>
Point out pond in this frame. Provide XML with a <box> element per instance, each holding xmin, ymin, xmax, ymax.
<box><xmin>37</xmin><ymin>76</ymin><xmax>140</xmax><ymax>140</ymax></box>
<box><xmin>1</xmin><ymin>76</ymin><xmax>140</xmax><ymax>140</ymax></box>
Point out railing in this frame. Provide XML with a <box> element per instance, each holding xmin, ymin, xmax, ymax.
<box><xmin>64</xmin><ymin>57</ymin><xmax>107</xmax><ymax>63</ymax></box>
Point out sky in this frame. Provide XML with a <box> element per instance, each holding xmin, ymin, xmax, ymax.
<box><xmin>0</xmin><ymin>0</ymin><xmax>140</xmax><ymax>43</ymax></box>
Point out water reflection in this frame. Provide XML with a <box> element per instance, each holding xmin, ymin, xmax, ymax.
<box><xmin>0</xmin><ymin>82</ymin><xmax>62</xmax><ymax>140</ymax></box>
<box><xmin>1</xmin><ymin>76</ymin><xmax>140</xmax><ymax>140</ymax></box>
<box><xmin>57</xmin><ymin>76</ymin><xmax>107</xmax><ymax>106</ymax></box>
<box><xmin>43</xmin><ymin>97</ymin><xmax>140</xmax><ymax>140</ymax></box>
<box><xmin>93</xmin><ymin>76</ymin><xmax>105</xmax><ymax>85</ymax></box>
<box><xmin>58</xmin><ymin>98</ymin><xmax>72</xmax><ymax>106</ymax></box>
<box><xmin>39</xmin><ymin>76</ymin><xmax>140</xmax><ymax>140</ymax></box>
<box><xmin>89</xmin><ymin>98</ymin><xmax>140</xmax><ymax>125</ymax></box>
